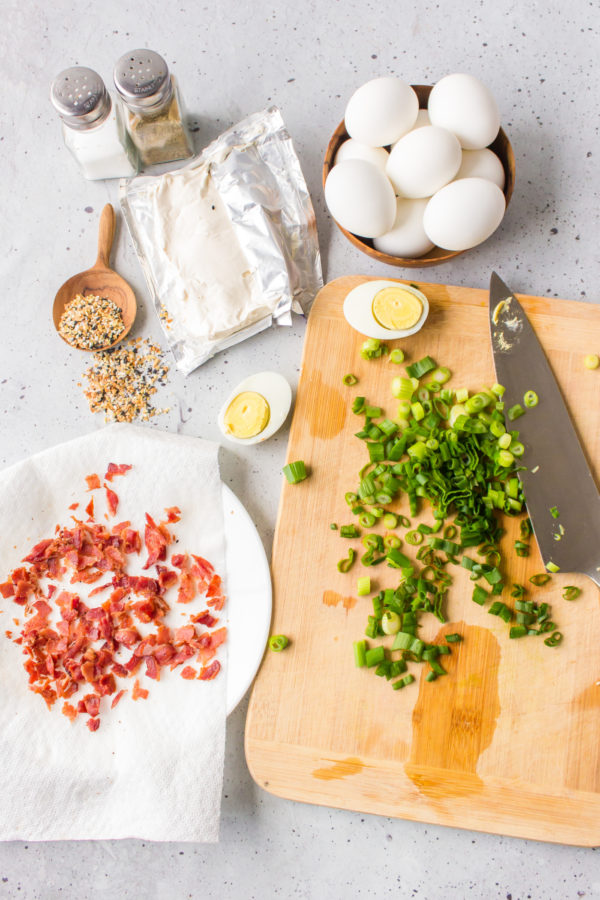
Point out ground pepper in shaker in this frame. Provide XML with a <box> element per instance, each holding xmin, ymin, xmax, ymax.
<box><xmin>50</xmin><ymin>67</ymin><xmax>139</xmax><ymax>180</ymax></box>
<box><xmin>113</xmin><ymin>50</ymin><xmax>194</xmax><ymax>167</ymax></box>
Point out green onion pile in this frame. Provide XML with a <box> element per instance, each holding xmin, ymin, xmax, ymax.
<box><xmin>336</xmin><ymin>354</ymin><xmax>573</xmax><ymax>691</ymax></box>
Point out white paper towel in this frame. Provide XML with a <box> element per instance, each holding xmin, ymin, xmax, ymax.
<box><xmin>0</xmin><ymin>424</ymin><xmax>227</xmax><ymax>842</ymax></box>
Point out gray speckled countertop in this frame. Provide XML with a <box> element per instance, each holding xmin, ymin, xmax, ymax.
<box><xmin>1</xmin><ymin>0</ymin><xmax>599</xmax><ymax>897</ymax></box>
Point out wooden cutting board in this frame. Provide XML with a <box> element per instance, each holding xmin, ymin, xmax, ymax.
<box><xmin>245</xmin><ymin>276</ymin><xmax>600</xmax><ymax>846</ymax></box>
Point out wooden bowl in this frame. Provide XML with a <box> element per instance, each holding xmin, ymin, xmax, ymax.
<box><xmin>322</xmin><ymin>84</ymin><xmax>515</xmax><ymax>268</ymax></box>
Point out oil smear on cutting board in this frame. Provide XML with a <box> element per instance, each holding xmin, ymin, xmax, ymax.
<box><xmin>405</xmin><ymin>623</ymin><xmax>501</xmax><ymax>798</ymax></box>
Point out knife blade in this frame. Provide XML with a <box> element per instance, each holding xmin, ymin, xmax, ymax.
<box><xmin>489</xmin><ymin>272</ymin><xmax>600</xmax><ymax>587</ymax></box>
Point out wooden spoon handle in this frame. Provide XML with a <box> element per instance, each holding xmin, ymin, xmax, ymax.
<box><xmin>95</xmin><ymin>203</ymin><xmax>116</xmax><ymax>268</ymax></box>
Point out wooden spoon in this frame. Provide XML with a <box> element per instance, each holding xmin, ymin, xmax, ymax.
<box><xmin>53</xmin><ymin>203</ymin><xmax>136</xmax><ymax>351</ymax></box>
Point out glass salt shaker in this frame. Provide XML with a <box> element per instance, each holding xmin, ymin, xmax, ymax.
<box><xmin>50</xmin><ymin>67</ymin><xmax>139</xmax><ymax>181</ymax></box>
<box><xmin>113</xmin><ymin>50</ymin><xmax>194</xmax><ymax>167</ymax></box>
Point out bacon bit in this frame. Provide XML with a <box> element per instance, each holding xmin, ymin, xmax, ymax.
<box><xmin>111</xmin><ymin>689</ymin><xmax>126</xmax><ymax>709</ymax></box>
<box><xmin>5</xmin><ymin>630</ymin><xmax>12</xmax><ymax>639</ymax></box>
<box><xmin>87</xmin><ymin>717</ymin><xmax>100</xmax><ymax>732</ymax></box>
<box><xmin>192</xmin><ymin>611</ymin><xmax>218</xmax><ymax>628</ymax></box>
<box><xmin>85</xmin><ymin>498</ymin><xmax>94</xmax><ymax>519</ymax></box>
<box><xmin>191</xmin><ymin>555</ymin><xmax>214</xmax><ymax>581</ymax></box>
<box><xmin>62</xmin><ymin>702</ymin><xmax>78</xmax><ymax>721</ymax></box>
<box><xmin>105</xmin><ymin>486</ymin><xmax>119</xmax><ymax>517</ymax></box>
<box><xmin>143</xmin><ymin>514</ymin><xmax>169</xmax><ymax>570</ymax></box>
<box><xmin>180</xmin><ymin>666</ymin><xmax>197</xmax><ymax>679</ymax></box>
<box><xmin>105</xmin><ymin>463</ymin><xmax>132</xmax><ymax>482</ymax></box>
<box><xmin>199</xmin><ymin>660</ymin><xmax>221</xmax><ymax>681</ymax></box>
<box><xmin>164</xmin><ymin>506</ymin><xmax>181</xmax><ymax>523</ymax></box>
<box><xmin>177</xmin><ymin>572</ymin><xmax>196</xmax><ymax>604</ymax></box>
<box><xmin>156</xmin><ymin>565</ymin><xmax>178</xmax><ymax>592</ymax></box>
<box><xmin>174</xmin><ymin>624</ymin><xmax>195</xmax><ymax>643</ymax></box>
<box><xmin>145</xmin><ymin>656</ymin><xmax>160</xmax><ymax>680</ymax></box>
<box><xmin>0</xmin><ymin>581</ymin><xmax>14</xmax><ymax>599</ymax></box>
<box><xmin>68</xmin><ymin>503</ymin><xmax>79</xmax><ymax>511</ymax></box>
<box><xmin>132</xmin><ymin>679</ymin><xmax>149</xmax><ymax>701</ymax></box>
<box><xmin>171</xmin><ymin>553</ymin><xmax>187</xmax><ymax>568</ymax></box>
<box><xmin>85</xmin><ymin>474</ymin><xmax>101</xmax><ymax>491</ymax></box>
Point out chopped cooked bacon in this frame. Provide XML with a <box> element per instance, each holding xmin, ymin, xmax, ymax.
<box><xmin>192</xmin><ymin>611</ymin><xmax>219</xmax><ymax>628</ymax></box>
<box><xmin>177</xmin><ymin>572</ymin><xmax>196</xmax><ymax>605</ymax></box>
<box><xmin>143</xmin><ymin>514</ymin><xmax>169</xmax><ymax>570</ymax></box>
<box><xmin>132</xmin><ymin>679</ymin><xmax>148</xmax><ymax>701</ymax></box>
<box><xmin>164</xmin><ymin>506</ymin><xmax>181</xmax><ymax>523</ymax></box>
<box><xmin>199</xmin><ymin>660</ymin><xmax>221</xmax><ymax>681</ymax></box>
<box><xmin>68</xmin><ymin>503</ymin><xmax>79</xmax><ymax>511</ymax></box>
<box><xmin>105</xmin><ymin>463</ymin><xmax>132</xmax><ymax>482</ymax></box>
<box><xmin>2</xmin><ymin>466</ymin><xmax>226</xmax><ymax>732</ymax></box>
<box><xmin>105</xmin><ymin>486</ymin><xmax>119</xmax><ymax>517</ymax></box>
<box><xmin>111</xmin><ymin>689</ymin><xmax>126</xmax><ymax>709</ymax></box>
<box><xmin>85</xmin><ymin>474</ymin><xmax>101</xmax><ymax>491</ymax></box>
<box><xmin>180</xmin><ymin>666</ymin><xmax>197</xmax><ymax>679</ymax></box>
<box><xmin>62</xmin><ymin>702</ymin><xmax>77</xmax><ymax>721</ymax></box>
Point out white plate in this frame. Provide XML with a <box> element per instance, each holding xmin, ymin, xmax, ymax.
<box><xmin>222</xmin><ymin>484</ymin><xmax>272</xmax><ymax>714</ymax></box>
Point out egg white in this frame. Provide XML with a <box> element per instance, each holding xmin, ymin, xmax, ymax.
<box><xmin>343</xmin><ymin>280</ymin><xmax>429</xmax><ymax>339</ymax></box>
<box><xmin>218</xmin><ymin>372</ymin><xmax>292</xmax><ymax>445</ymax></box>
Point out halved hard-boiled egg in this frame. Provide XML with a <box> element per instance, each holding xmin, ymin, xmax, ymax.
<box><xmin>343</xmin><ymin>280</ymin><xmax>429</xmax><ymax>339</ymax></box>
<box><xmin>218</xmin><ymin>372</ymin><xmax>292</xmax><ymax>445</ymax></box>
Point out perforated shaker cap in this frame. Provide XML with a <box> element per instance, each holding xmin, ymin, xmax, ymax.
<box><xmin>113</xmin><ymin>50</ymin><xmax>173</xmax><ymax>112</ymax></box>
<box><xmin>50</xmin><ymin>67</ymin><xmax>111</xmax><ymax>130</ymax></box>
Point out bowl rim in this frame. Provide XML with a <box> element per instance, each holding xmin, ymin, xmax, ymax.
<box><xmin>322</xmin><ymin>83</ymin><xmax>515</xmax><ymax>268</ymax></box>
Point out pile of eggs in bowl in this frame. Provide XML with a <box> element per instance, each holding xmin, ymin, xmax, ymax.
<box><xmin>324</xmin><ymin>74</ymin><xmax>508</xmax><ymax>257</ymax></box>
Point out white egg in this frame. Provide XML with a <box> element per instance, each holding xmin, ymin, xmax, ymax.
<box><xmin>423</xmin><ymin>177</ymin><xmax>506</xmax><ymax>251</ymax></box>
<box><xmin>386</xmin><ymin>126</ymin><xmax>462</xmax><ymax>199</ymax></box>
<box><xmin>218</xmin><ymin>372</ymin><xmax>292</xmax><ymax>445</ymax></box>
<box><xmin>334</xmin><ymin>139</ymin><xmax>389</xmax><ymax>174</ymax></box>
<box><xmin>344</xmin><ymin>77</ymin><xmax>419</xmax><ymax>147</ymax></box>
<box><xmin>428</xmin><ymin>73</ymin><xmax>500</xmax><ymax>150</ymax></box>
<box><xmin>454</xmin><ymin>148</ymin><xmax>505</xmax><ymax>189</ymax></box>
<box><xmin>373</xmin><ymin>198</ymin><xmax>434</xmax><ymax>258</ymax></box>
<box><xmin>325</xmin><ymin>159</ymin><xmax>397</xmax><ymax>238</ymax></box>
<box><xmin>343</xmin><ymin>280</ymin><xmax>429</xmax><ymax>340</ymax></box>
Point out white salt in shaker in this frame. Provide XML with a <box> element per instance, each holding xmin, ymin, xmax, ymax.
<box><xmin>51</xmin><ymin>67</ymin><xmax>139</xmax><ymax>180</ymax></box>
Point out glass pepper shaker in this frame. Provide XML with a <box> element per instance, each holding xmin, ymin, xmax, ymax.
<box><xmin>113</xmin><ymin>50</ymin><xmax>194</xmax><ymax>167</ymax></box>
<box><xmin>50</xmin><ymin>67</ymin><xmax>139</xmax><ymax>180</ymax></box>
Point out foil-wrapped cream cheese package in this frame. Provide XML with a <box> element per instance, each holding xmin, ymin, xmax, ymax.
<box><xmin>120</xmin><ymin>107</ymin><xmax>322</xmax><ymax>373</ymax></box>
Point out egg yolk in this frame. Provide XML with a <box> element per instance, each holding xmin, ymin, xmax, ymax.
<box><xmin>372</xmin><ymin>287</ymin><xmax>423</xmax><ymax>331</ymax></box>
<box><xmin>224</xmin><ymin>391</ymin><xmax>270</xmax><ymax>439</ymax></box>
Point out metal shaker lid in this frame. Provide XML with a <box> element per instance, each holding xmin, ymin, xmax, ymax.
<box><xmin>50</xmin><ymin>67</ymin><xmax>111</xmax><ymax>130</ymax></box>
<box><xmin>113</xmin><ymin>50</ymin><xmax>173</xmax><ymax>112</ymax></box>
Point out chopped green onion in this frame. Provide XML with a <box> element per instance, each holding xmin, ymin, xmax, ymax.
<box><xmin>508</xmin><ymin>403</ymin><xmax>525</xmax><ymax>421</ymax></box>
<box><xmin>340</xmin><ymin>524</ymin><xmax>360</xmax><ymax>539</ymax></box>
<box><xmin>550</xmin><ymin>506</ymin><xmax>559</xmax><ymax>518</ymax></box>
<box><xmin>405</xmin><ymin>530</ymin><xmax>423</xmax><ymax>546</ymax></box>
<box><xmin>562</xmin><ymin>585</ymin><xmax>581</xmax><ymax>602</ymax></box>
<box><xmin>509</xmin><ymin>625</ymin><xmax>527</xmax><ymax>638</ymax></box>
<box><xmin>520</xmin><ymin>518</ymin><xmax>533</xmax><ymax>539</ymax></box>
<box><xmin>406</xmin><ymin>356</ymin><xmax>437</xmax><ymax>379</ymax></box>
<box><xmin>511</xmin><ymin>584</ymin><xmax>526</xmax><ymax>598</ymax></box>
<box><xmin>445</xmin><ymin>633</ymin><xmax>463</xmax><ymax>643</ymax></box>
<box><xmin>392</xmin><ymin>674</ymin><xmax>416</xmax><ymax>690</ymax></box>
<box><xmin>283</xmin><ymin>460</ymin><xmax>308</xmax><ymax>484</ymax></box>
<box><xmin>530</xmin><ymin>573</ymin><xmax>551</xmax><ymax>586</ymax></box>
<box><xmin>359</xmin><ymin>512</ymin><xmax>376</xmax><ymax>528</ymax></box>
<box><xmin>269</xmin><ymin>634</ymin><xmax>289</xmax><ymax>652</ymax></box>
<box><xmin>352</xmin><ymin>397</ymin><xmax>366</xmax><ymax>414</ymax></box>
<box><xmin>382</xmin><ymin>513</ymin><xmax>398</xmax><ymax>529</ymax></box>
<box><xmin>353</xmin><ymin>640</ymin><xmax>367</xmax><ymax>667</ymax></box>
<box><xmin>342</xmin><ymin>373</ymin><xmax>358</xmax><ymax>386</ymax></box>
<box><xmin>546</xmin><ymin>562</ymin><xmax>560</xmax><ymax>573</ymax></box>
<box><xmin>357</xmin><ymin>576</ymin><xmax>371</xmax><ymax>596</ymax></box>
<box><xmin>330</xmin><ymin>523</ymin><xmax>338</xmax><ymax>530</ymax></box>
<box><xmin>523</xmin><ymin>390</ymin><xmax>538</xmax><ymax>408</ymax></box>
<box><xmin>365</xmin><ymin>646</ymin><xmax>385</xmax><ymax>667</ymax></box>
<box><xmin>381</xmin><ymin>610</ymin><xmax>401</xmax><ymax>635</ymax></box>
<box><xmin>472</xmin><ymin>585</ymin><xmax>488</xmax><ymax>606</ymax></box>
<box><xmin>361</xmin><ymin>338</ymin><xmax>389</xmax><ymax>360</ymax></box>
<box><xmin>514</xmin><ymin>540</ymin><xmax>530</xmax><ymax>558</ymax></box>
<box><xmin>337</xmin><ymin>549</ymin><xmax>356</xmax><ymax>573</ymax></box>
<box><xmin>389</xmin><ymin>349</ymin><xmax>405</xmax><ymax>364</ymax></box>
<box><xmin>544</xmin><ymin>631</ymin><xmax>563</xmax><ymax>647</ymax></box>
<box><xmin>497</xmin><ymin>450</ymin><xmax>514</xmax><ymax>467</ymax></box>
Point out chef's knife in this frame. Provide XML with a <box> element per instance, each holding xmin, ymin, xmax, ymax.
<box><xmin>489</xmin><ymin>272</ymin><xmax>600</xmax><ymax>587</ymax></box>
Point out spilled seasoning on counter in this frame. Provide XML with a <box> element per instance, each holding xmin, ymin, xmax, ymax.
<box><xmin>81</xmin><ymin>337</ymin><xmax>170</xmax><ymax>422</ymax></box>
